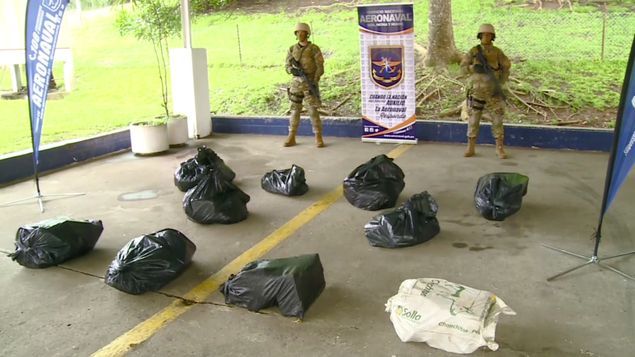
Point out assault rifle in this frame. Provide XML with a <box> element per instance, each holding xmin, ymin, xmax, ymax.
<box><xmin>290</xmin><ymin>58</ymin><xmax>321</xmax><ymax>101</ymax></box>
<box><xmin>475</xmin><ymin>46</ymin><xmax>505</xmax><ymax>99</ymax></box>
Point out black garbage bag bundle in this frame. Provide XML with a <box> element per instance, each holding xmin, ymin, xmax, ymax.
<box><xmin>343</xmin><ymin>154</ymin><xmax>405</xmax><ymax>210</ymax></box>
<box><xmin>105</xmin><ymin>228</ymin><xmax>196</xmax><ymax>294</ymax></box>
<box><xmin>364</xmin><ymin>191</ymin><xmax>441</xmax><ymax>248</ymax></box>
<box><xmin>174</xmin><ymin>146</ymin><xmax>236</xmax><ymax>192</ymax></box>
<box><xmin>183</xmin><ymin>169</ymin><xmax>250</xmax><ymax>224</ymax></box>
<box><xmin>261</xmin><ymin>164</ymin><xmax>309</xmax><ymax>196</ymax></box>
<box><xmin>474</xmin><ymin>173</ymin><xmax>529</xmax><ymax>221</ymax></box>
<box><xmin>9</xmin><ymin>217</ymin><xmax>103</xmax><ymax>268</ymax></box>
<box><xmin>174</xmin><ymin>158</ymin><xmax>206</xmax><ymax>192</ymax></box>
<box><xmin>195</xmin><ymin>146</ymin><xmax>236</xmax><ymax>182</ymax></box>
<box><xmin>221</xmin><ymin>254</ymin><xmax>325</xmax><ymax>319</ymax></box>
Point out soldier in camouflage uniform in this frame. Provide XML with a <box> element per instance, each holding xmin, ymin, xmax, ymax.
<box><xmin>460</xmin><ymin>23</ymin><xmax>511</xmax><ymax>159</ymax></box>
<box><xmin>284</xmin><ymin>22</ymin><xmax>325</xmax><ymax>148</ymax></box>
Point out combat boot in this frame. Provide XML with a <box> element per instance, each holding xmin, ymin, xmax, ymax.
<box><xmin>284</xmin><ymin>109</ymin><xmax>301</xmax><ymax>147</ymax></box>
<box><xmin>309</xmin><ymin>108</ymin><xmax>324</xmax><ymax>148</ymax></box>
<box><xmin>464</xmin><ymin>137</ymin><xmax>476</xmax><ymax>157</ymax></box>
<box><xmin>495</xmin><ymin>136</ymin><xmax>508</xmax><ymax>159</ymax></box>
<box><xmin>284</xmin><ymin>131</ymin><xmax>296</xmax><ymax>147</ymax></box>
<box><xmin>315</xmin><ymin>132</ymin><xmax>325</xmax><ymax>148</ymax></box>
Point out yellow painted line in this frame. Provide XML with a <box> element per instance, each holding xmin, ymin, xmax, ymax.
<box><xmin>385</xmin><ymin>143</ymin><xmax>413</xmax><ymax>159</ymax></box>
<box><xmin>91</xmin><ymin>144</ymin><xmax>413</xmax><ymax>357</ymax></box>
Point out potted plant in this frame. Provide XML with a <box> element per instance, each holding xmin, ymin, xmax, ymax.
<box><xmin>116</xmin><ymin>0</ymin><xmax>189</xmax><ymax>153</ymax></box>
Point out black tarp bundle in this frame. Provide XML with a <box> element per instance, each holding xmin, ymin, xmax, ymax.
<box><xmin>343</xmin><ymin>154</ymin><xmax>405</xmax><ymax>211</ymax></box>
<box><xmin>9</xmin><ymin>218</ymin><xmax>103</xmax><ymax>268</ymax></box>
<box><xmin>261</xmin><ymin>164</ymin><xmax>309</xmax><ymax>196</ymax></box>
<box><xmin>183</xmin><ymin>169</ymin><xmax>250</xmax><ymax>224</ymax></box>
<box><xmin>474</xmin><ymin>173</ymin><xmax>529</xmax><ymax>221</ymax></box>
<box><xmin>364</xmin><ymin>192</ymin><xmax>441</xmax><ymax>248</ymax></box>
<box><xmin>220</xmin><ymin>254</ymin><xmax>325</xmax><ymax>319</ymax></box>
<box><xmin>174</xmin><ymin>146</ymin><xmax>236</xmax><ymax>192</ymax></box>
<box><xmin>105</xmin><ymin>228</ymin><xmax>196</xmax><ymax>294</ymax></box>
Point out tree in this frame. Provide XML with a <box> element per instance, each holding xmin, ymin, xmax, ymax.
<box><xmin>116</xmin><ymin>0</ymin><xmax>181</xmax><ymax>118</ymax></box>
<box><xmin>190</xmin><ymin>0</ymin><xmax>235</xmax><ymax>14</ymax></box>
<box><xmin>424</xmin><ymin>0</ymin><xmax>463</xmax><ymax>68</ymax></box>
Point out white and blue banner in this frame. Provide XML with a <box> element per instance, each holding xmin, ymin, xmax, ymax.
<box><xmin>602</xmin><ymin>35</ymin><xmax>635</xmax><ymax>216</ymax></box>
<box><xmin>25</xmin><ymin>0</ymin><xmax>69</xmax><ymax>166</ymax></box>
<box><xmin>358</xmin><ymin>3</ymin><xmax>416</xmax><ymax>143</ymax></box>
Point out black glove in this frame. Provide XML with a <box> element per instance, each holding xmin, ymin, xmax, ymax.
<box><xmin>290</xmin><ymin>67</ymin><xmax>303</xmax><ymax>77</ymax></box>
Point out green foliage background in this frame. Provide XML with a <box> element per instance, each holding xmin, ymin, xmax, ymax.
<box><xmin>0</xmin><ymin>0</ymin><xmax>633</xmax><ymax>154</ymax></box>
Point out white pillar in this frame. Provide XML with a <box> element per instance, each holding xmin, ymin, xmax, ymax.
<box><xmin>10</xmin><ymin>65</ymin><xmax>22</xmax><ymax>92</ymax></box>
<box><xmin>180</xmin><ymin>0</ymin><xmax>192</xmax><ymax>48</ymax></box>
<box><xmin>170</xmin><ymin>48</ymin><xmax>212</xmax><ymax>138</ymax></box>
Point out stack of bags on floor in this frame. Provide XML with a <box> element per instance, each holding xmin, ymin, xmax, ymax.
<box><xmin>7</xmin><ymin>147</ymin><xmax>326</xmax><ymax>318</ymax></box>
<box><xmin>343</xmin><ymin>154</ymin><xmax>441</xmax><ymax>248</ymax></box>
<box><xmin>8</xmin><ymin>216</ymin><xmax>326</xmax><ymax>317</ymax></box>
<box><xmin>6</xmin><ymin>148</ymin><xmax>528</xmax><ymax>337</ymax></box>
<box><xmin>175</xmin><ymin>146</ymin><xmax>250</xmax><ymax>224</ymax></box>
<box><xmin>9</xmin><ymin>217</ymin><xmax>197</xmax><ymax>295</ymax></box>
<box><xmin>341</xmin><ymin>155</ymin><xmax>522</xmax><ymax>353</ymax></box>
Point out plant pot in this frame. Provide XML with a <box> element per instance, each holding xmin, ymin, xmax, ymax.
<box><xmin>129</xmin><ymin>121</ymin><xmax>169</xmax><ymax>155</ymax></box>
<box><xmin>167</xmin><ymin>114</ymin><xmax>189</xmax><ymax>146</ymax></box>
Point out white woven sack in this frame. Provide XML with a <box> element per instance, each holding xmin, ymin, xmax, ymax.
<box><xmin>385</xmin><ymin>278</ymin><xmax>516</xmax><ymax>354</ymax></box>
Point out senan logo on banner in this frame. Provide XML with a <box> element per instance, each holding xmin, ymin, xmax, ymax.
<box><xmin>358</xmin><ymin>3</ymin><xmax>416</xmax><ymax>143</ymax></box>
<box><xmin>26</xmin><ymin>0</ymin><xmax>69</xmax><ymax>166</ymax></box>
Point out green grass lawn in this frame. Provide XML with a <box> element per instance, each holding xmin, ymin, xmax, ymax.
<box><xmin>0</xmin><ymin>0</ymin><xmax>633</xmax><ymax>155</ymax></box>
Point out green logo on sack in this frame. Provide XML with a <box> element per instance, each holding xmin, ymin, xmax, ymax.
<box><xmin>396</xmin><ymin>305</ymin><xmax>422</xmax><ymax>321</ymax></box>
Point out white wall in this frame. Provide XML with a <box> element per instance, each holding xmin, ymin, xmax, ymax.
<box><xmin>0</xmin><ymin>0</ymin><xmax>73</xmax><ymax>50</ymax></box>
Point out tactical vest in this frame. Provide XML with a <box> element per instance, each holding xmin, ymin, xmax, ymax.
<box><xmin>288</xmin><ymin>43</ymin><xmax>321</xmax><ymax>76</ymax></box>
<box><xmin>469</xmin><ymin>44</ymin><xmax>506</xmax><ymax>71</ymax></box>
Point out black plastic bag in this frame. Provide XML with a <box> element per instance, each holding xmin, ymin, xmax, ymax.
<box><xmin>261</xmin><ymin>164</ymin><xmax>309</xmax><ymax>196</ymax></box>
<box><xmin>343</xmin><ymin>154</ymin><xmax>405</xmax><ymax>210</ymax></box>
<box><xmin>9</xmin><ymin>218</ymin><xmax>103</xmax><ymax>268</ymax></box>
<box><xmin>474</xmin><ymin>173</ymin><xmax>529</xmax><ymax>221</ymax></box>
<box><xmin>105</xmin><ymin>228</ymin><xmax>196</xmax><ymax>294</ymax></box>
<box><xmin>220</xmin><ymin>254</ymin><xmax>325</xmax><ymax>319</ymax></box>
<box><xmin>174</xmin><ymin>146</ymin><xmax>236</xmax><ymax>192</ymax></box>
<box><xmin>195</xmin><ymin>146</ymin><xmax>236</xmax><ymax>182</ymax></box>
<box><xmin>364</xmin><ymin>192</ymin><xmax>441</xmax><ymax>248</ymax></box>
<box><xmin>174</xmin><ymin>158</ymin><xmax>206</xmax><ymax>192</ymax></box>
<box><xmin>183</xmin><ymin>169</ymin><xmax>250</xmax><ymax>224</ymax></box>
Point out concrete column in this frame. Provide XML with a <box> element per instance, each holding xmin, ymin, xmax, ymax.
<box><xmin>10</xmin><ymin>65</ymin><xmax>22</xmax><ymax>92</ymax></box>
<box><xmin>169</xmin><ymin>48</ymin><xmax>212</xmax><ymax>138</ymax></box>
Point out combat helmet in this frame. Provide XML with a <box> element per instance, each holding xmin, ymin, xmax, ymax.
<box><xmin>477</xmin><ymin>23</ymin><xmax>496</xmax><ymax>40</ymax></box>
<box><xmin>294</xmin><ymin>22</ymin><xmax>311</xmax><ymax>36</ymax></box>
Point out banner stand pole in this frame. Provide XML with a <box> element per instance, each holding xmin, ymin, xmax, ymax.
<box><xmin>6</xmin><ymin>0</ymin><xmax>85</xmax><ymax>213</ymax></box>
<box><xmin>0</xmin><ymin>192</ymin><xmax>85</xmax><ymax>213</ymax></box>
<box><xmin>542</xmin><ymin>244</ymin><xmax>635</xmax><ymax>281</ymax></box>
<box><xmin>0</xmin><ymin>162</ymin><xmax>84</xmax><ymax>213</ymax></box>
<box><xmin>544</xmin><ymin>35</ymin><xmax>635</xmax><ymax>283</ymax></box>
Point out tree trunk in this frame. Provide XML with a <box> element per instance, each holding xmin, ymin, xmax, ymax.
<box><xmin>424</xmin><ymin>0</ymin><xmax>463</xmax><ymax>67</ymax></box>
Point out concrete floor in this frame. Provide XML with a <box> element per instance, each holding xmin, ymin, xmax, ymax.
<box><xmin>0</xmin><ymin>134</ymin><xmax>633</xmax><ymax>357</ymax></box>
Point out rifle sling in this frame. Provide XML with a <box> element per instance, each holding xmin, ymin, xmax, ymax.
<box><xmin>476</xmin><ymin>45</ymin><xmax>505</xmax><ymax>98</ymax></box>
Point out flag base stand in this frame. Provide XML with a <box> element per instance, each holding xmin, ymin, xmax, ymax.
<box><xmin>543</xmin><ymin>244</ymin><xmax>635</xmax><ymax>281</ymax></box>
<box><xmin>0</xmin><ymin>192</ymin><xmax>85</xmax><ymax>213</ymax></box>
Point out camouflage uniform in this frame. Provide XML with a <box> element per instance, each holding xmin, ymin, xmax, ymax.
<box><xmin>284</xmin><ymin>23</ymin><xmax>325</xmax><ymax>147</ymax></box>
<box><xmin>460</xmin><ymin>23</ymin><xmax>511</xmax><ymax>159</ymax></box>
